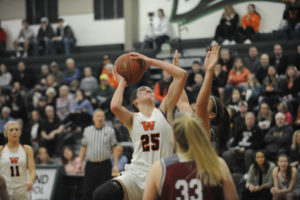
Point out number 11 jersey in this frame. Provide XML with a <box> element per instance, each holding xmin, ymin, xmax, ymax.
<box><xmin>0</xmin><ymin>145</ymin><xmax>27</xmax><ymax>190</ymax></box>
<box><xmin>130</xmin><ymin>108</ymin><xmax>174</xmax><ymax>170</ymax></box>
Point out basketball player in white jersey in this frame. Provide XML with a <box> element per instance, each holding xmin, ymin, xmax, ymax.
<box><xmin>92</xmin><ymin>52</ymin><xmax>187</xmax><ymax>200</ymax></box>
<box><xmin>0</xmin><ymin>121</ymin><xmax>36</xmax><ymax>200</ymax></box>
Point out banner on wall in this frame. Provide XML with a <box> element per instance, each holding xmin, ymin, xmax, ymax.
<box><xmin>170</xmin><ymin>0</ymin><xmax>283</xmax><ymax>25</ymax></box>
<box><xmin>32</xmin><ymin>167</ymin><xmax>58</xmax><ymax>200</ymax></box>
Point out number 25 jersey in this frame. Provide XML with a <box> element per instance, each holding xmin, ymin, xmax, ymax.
<box><xmin>130</xmin><ymin>108</ymin><xmax>174</xmax><ymax>170</ymax></box>
<box><xmin>0</xmin><ymin>145</ymin><xmax>27</xmax><ymax>190</ymax></box>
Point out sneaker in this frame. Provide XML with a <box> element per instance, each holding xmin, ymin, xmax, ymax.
<box><xmin>222</xmin><ymin>39</ymin><xmax>230</xmax><ymax>45</ymax></box>
<box><xmin>210</xmin><ymin>40</ymin><xmax>217</xmax><ymax>46</ymax></box>
<box><xmin>22</xmin><ymin>52</ymin><xmax>27</xmax><ymax>58</ymax></box>
<box><xmin>230</xmin><ymin>40</ymin><xmax>236</xmax><ymax>45</ymax></box>
<box><xmin>16</xmin><ymin>52</ymin><xmax>21</xmax><ymax>58</ymax></box>
<box><xmin>244</xmin><ymin>39</ymin><xmax>252</xmax><ymax>44</ymax></box>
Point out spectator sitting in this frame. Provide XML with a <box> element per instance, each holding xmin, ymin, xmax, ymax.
<box><xmin>111</xmin><ymin>145</ymin><xmax>128</xmax><ymax>176</ymax></box>
<box><xmin>14</xmin><ymin>19</ymin><xmax>37</xmax><ymax>58</ymax></box>
<box><xmin>52</xmin><ymin>18</ymin><xmax>76</xmax><ymax>55</ymax></box>
<box><xmin>255</xmin><ymin>53</ymin><xmax>270</xmax><ymax>84</ymax></box>
<box><xmin>264</xmin><ymin>112</ymin><xmax>293</xmax><ymax>161</ymax></box>
<box><xmin>45</xmin><ymin>87</ymin><xmax>57</xmax><ymax>108</ymax></box>
<box><xmin>80</xmin><ymin>67</ymin><xmax>98</xmax><ymax>97</ymax></box>
<box><xmin>39</xmin><ymin>64</ymin><xmax>50</xmax><ymax>86</ymax></box>
<box><xmin>277</xmin><ymin>101</ymin><xmax>293</xmax><ymax>125</ymax></box>
<box><xmin>152</xmin><ymin>9</ymin><xmax>170</xmax><ymax>52</ymax></box>
<box><xmin>39</xmin><ymin>105</ymin><xmax>64</xmax><ymax>157</ymax></box>
<box><xmin>62</xmin><ymin>58</ymin><xmax>80</xmax><ymax>85</ymax></box>
<box><xmin>100</xmin><ymin>54</ymin><xmax>112</xmax><ymax>75</ymax></box>
<box><xmin>154</xmin><ymin>70</ymin><xmax>171</xmax><ymax>106</ymax></box>
<box><xmin>101</xmin><ymin>63</ymin><xmax>118</xmax><ymax>89</ymax></box>
<box><xmin>219</xmin><ymin>48</ymin><xmax>233</xmax><ymax>72</ymax></box>
<box><xmin>238</xmin><ymin>4</ymin><xmax>260</xmax><ymax>44</ymax></box>
<box><xmin>0</xmin><ymin>106</ymin><xmax>14</xmax><ymax>134</ymax></box>
<box><xmin>36</xmin><ymin>96</ymin><xmax>48</xmax><ymax>119</ymax></box>
<box><xmin>0</xmin><ymin>64</ymin><xmax>12</xmax><ymax>88</ymax></box>
<box><xmin>211</xmin><ymin>4</ymin><xmax>239</xmax><ymax>45</ymax></box>
<box><xmin>225</xmin><ymin>57</ymin><xmax>250</xmax><ymax>101</ymax></box>
<box><xmin>61</xmin><ymin>146</ymin><xmax>83</xmax><ymax>174</ymax></box>
<box><xmin>232</xmin><ymin>101</ymin><xmax>248</xmax><ymax>133</ymax></box>
<box><xmin>241</xmin><ymin>150</ymin><xmax>274</xmax><ymax>200</ymax></box>
<box><xmin>270</xmin><ymin>154</ymin><xmax>300</xmax><ymax>200</ymax></box>
<box><xmin>44</xmin><ymin>74</ymin><xmax>58</xmax><ymax>95</ymax></box>
<box><xmin>50</xmin><ymin>61</ymin><xmax>63</xmax><ymax>85</ymax></box>
<box><xmin>261</xmin><ymin>66</ymin><xmax>279</xmax><ymax>109</ymax></box>
<box><xmin>13</xmin><ymin>61</ymin><xmax>34</xmax><ymax>89</ymax></box>
<box><xmin>243</xmin><ymin>46</ymin><xmax>260</xmax><ymax>73</ymax></box>
<box><xmin>270</xmin><ymin>44</ymin><xmax>289</xmax><ymax>75</ymax></box>
<box><xmin>36</xmin><ymin>147</ymin><xmax>53</xmax><ymax>165</ymax></box>
<box><xmin>56</xmin><ymin>85</ymin><xmax>74</xmax><ymax>121</ymax></box>
<box><xmin>0</xmin><ymin>20</ymin><xmax>6</xmax><ymax>57</ymax></box>
<box><xmin>223</xmin><ymin>112</ymin><xmax>263</xmax><ymax>173</ymax></box>
<box><xmin>70</xmin><ymin>90</ymin><xmax>93</xmax><ymax>116</ymax></box>
<box><xmin>257</xmin><ymin>103</ymin><xmax>273</xmax><ymax>134</ymax></box>
<box><xmin>245</xmin><ymin>73</ymin><xmax>261</xmax><ymax>109</ymax></box>
<box><xmin>69</xmin><ymin>80</ymin><xmax>80</xmax><ymax>95</ymax></box>
<box><xmin>212</xmin><ymin>63</ymin><xmax>227</xmax><ymax>100</ymax></box>
<box><xmin>290</xmin><ymin>130</ymin><xmax>300</xmax><ymax>171</ymax></box>
<box><xmin>37</xmin><ymin>17</ymin><xmax>55</xmax><ymax>55</ymax></box>
<box><xmin>25</xmin><ymin>110</ymin><xmax>42</xmax><ymax>151</ymax></box>
<box><xmin>186</xmin><ymin>61</ymin><xmax>203</xmax><ymax>90</ymax></box>
<box><xmin>280</xmin><ymin>0</ymin><xmax>300</xmax><ymax>40</ymax></box>
<box><xmin>9</xmin><ymin>89</ymin><xmax>28</xmax><ymax>123</ymax></box>
<box><xmin>190</xmin><ymin>72</ymin><xmax>204</xmax><ymax>103</ymax></box>
<box><xmin>226</xmin><ymin>88</ymin><xmax>243</xmax><ymax>113</ymax></box>
<box><xmin>91</xmin><ymin>74</ymin><xmax>114</xmax><ymax>110</ymax></box>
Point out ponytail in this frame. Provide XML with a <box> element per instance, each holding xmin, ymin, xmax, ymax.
<box><xmin>173</xmin><ymin>113</ymin><xmax>226</xmax><ymax>186</ymax></box>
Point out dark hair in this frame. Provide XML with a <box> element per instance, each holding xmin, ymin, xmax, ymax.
<box><xmin>253</xmin><ymin>150</ymin><xmax>270</xmax><ymax>175</ymax></box>
<box><xmin>248</xmin><ymin>4</ymin><xmax>261</xmax><ymax>18</ymax></box>
<box><xmin>193</xmin><ymin>61</ymin><xmax>201</xmax><ymax>66</ymax></box>
<box><xmin>158</xmin><ymin>9</ymin><xmax>165</xmax><ymax>16</ymax></box>
<box><xmin>61</xmin><ymin>146</ymin><xmax>75</xmax><ymax>165</ymax></box>
<box><xmin>210</xmin><ymin>96</ymin><xmax>231</xmax><ymax>154</ymax></box>
<box><xmin>58</xmin><ymin>18</ymin><xmax>64</xmax><ymax>23</ymax></box>
<box><xmin>277</xmin><ymin>154</ymin><xmax>292</xmax><ymax>183</ymax></box>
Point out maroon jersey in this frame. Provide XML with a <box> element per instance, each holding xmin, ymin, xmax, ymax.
<box><xmin>159</xmin><ymin>155</ymin><xmax>224</xmax><ymax>200</ymax></box>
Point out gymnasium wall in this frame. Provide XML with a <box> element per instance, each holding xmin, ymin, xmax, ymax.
<box><xmin>0</xmin><ymin>0</ymin><xmax>285</xmax><ymax>50</ymax></box>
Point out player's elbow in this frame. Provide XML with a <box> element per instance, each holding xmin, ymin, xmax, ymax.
<box><xmin>110</xmin><ymin>103</ymin><xmax>120</xmax><ymax>114</ymax></box>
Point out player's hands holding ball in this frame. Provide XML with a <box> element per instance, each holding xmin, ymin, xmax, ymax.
<box><xmin>25</xmin><ymin>181</ymin><xmax>33</xmax><ymax>191</ymax></box>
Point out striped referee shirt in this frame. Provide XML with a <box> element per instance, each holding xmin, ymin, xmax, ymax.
<box><xmin>82</xmin><ymin>125</ymin><xmax>117</xmax><ymax>162</ymax></box>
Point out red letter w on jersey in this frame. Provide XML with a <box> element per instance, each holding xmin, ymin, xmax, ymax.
<box><xmin>9</xmin><ymin>157</ymin><xmax>19</xmax><ymax>164</ymax></box>
<box><xmin>141</xmin><ymin>121</ymin><xmax>156</xmax><ymax>131</ymax></box>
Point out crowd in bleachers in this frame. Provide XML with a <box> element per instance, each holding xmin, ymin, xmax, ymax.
<box><xmin>0</xmin><ymin>1</ymin><xmax>300</xmax><ymax>199</ymax></box>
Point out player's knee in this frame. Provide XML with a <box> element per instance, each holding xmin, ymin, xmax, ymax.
<box><xmin>93</xmin><ymin>180</ymin><xmax>123</xmax><ymax>200</ymax></box>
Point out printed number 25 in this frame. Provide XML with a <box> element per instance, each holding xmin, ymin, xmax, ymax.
<box><xmin>141</xmin><ymin>133</ymin><xmax>160</xmax><ymax>152</ymax></box>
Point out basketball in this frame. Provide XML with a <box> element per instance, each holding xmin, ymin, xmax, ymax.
<box><xmin>114</xmin><ymin>53</ymin><xmax>147</xmax><ymax>84</ymax></box>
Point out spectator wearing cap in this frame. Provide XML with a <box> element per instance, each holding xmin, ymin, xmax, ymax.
<box><xmin>56</xmin><ymin>85</ymin><xmax>74</xmax><ymax>121</ymax></box>
<box><xmin>223</xmin><ymin>112</ymin><xmax>263</xmax><ymax>173</ymax></box>
<box><xmin>50</xmin><ymin>61</ymin><xmax>63</xmax><ymax>85</ymax></box>
<box><xmin>80</xmin><ymin>67</ymin><xmax>98</xmax><ymax>96</ymax></box>
<box><xmin>264</xmin><ymin>112</ymin><xmax>293</xmax><ymax>161</ymax></box>
<box><xmin>14</xmin><ymin>19</ymin><xmax>38</xmax><ymax>58</ymax></box>
<box><xmin>0</xmin><ymin>20</ymin><xmax>6</xmax><ymax>57</ymax></box>
<box><xmin>101</xmin><ymin>63</ymin><xmax>118</xmax><ymax>89</ymax></box>
<box><xmin>52</xmin><ymin>18</ymin><xmax>76</xmax><ymax>55</ymax></box>
<box><xmin>37</xmin><ymin>17</ymin><xmax>55</xmax><ymax>55</ymax></box>
<box><xmin>91</xmin><ymin>74</ymin><xmax>114</xmax><ymax>110</ymax></box>
<box><xmin>63</xmin><ymin>58</ymin><xmax>80</xmax><ymax>85</ymax></box>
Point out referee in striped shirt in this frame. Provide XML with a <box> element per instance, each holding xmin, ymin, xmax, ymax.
<box><xmin>79</xmin><ymin>109</ymin><xmax>118</xmax><ymax>200</ymax></box>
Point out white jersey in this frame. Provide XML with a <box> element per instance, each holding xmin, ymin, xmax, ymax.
<box><xmin>130</xmin><ymin>108</ymin><xmax>174</xmax><ymax>170</ymax></box>
<box><xmin>0</xmin><ymin>145</ymin><xmax>27</xmax><ymax>190</ymax></box>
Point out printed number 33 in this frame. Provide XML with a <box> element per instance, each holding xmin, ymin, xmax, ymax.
<box><xmin>141</xmin><ymin>133</ymin><xmax>160</xmax><ymax>152</ymax></box>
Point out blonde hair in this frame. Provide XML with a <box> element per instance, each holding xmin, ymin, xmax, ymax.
<box><xmin>291</xmin><ymin>130</ymin><xmax>300</xmax><ymax>150</ymax></box>
<box><xmin>277</xmin><ymin>101</ymin><xmax>288</xmax><ymax>113</ymax></box>
<box><xmin>4</xmin><ymin>121</ymin><xmax>20</xmax><ymax>137</ymax></box>
<box><xmin>173</xmin><ymin>112</ymin><xmax>226</xmax><ymax>186</ymax></box>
